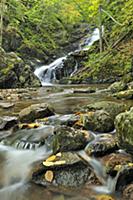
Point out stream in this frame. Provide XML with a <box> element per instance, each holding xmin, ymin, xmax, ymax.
<box><xmin>0</xmin><ymin>84</ymin><xmax>133</xmax><ymax>200</ymax></box>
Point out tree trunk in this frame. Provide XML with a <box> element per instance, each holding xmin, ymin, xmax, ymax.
<box><xmin>98</xmin><ymin>5</ymin><xmax>103</xmax><ymax>53</ymax></box>
<box><xmin>0</xmin><ymin>0</ymin><xmax>5</xmax><ymax>48</ymax></box>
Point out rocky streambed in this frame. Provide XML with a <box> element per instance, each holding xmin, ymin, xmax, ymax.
<box><xmin>0</xmin><ymin>83</ymin><xmax>133</xmax><ymax>200</ymax></box>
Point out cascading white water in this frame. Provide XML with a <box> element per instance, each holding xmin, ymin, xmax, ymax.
<box><xmin>80</xmin><ymin>28</ymin><xmax>101</xmax><ymax>50</ymax></box>
<box><xmin>0</xmin><ymin>125</ymin><xmax>53</xmax><ymax>200</ymax></box>
<box><xmin>77</xmin><ymin>150</ymin><xmax>117</xmax><ymax>194</ymax></box>
<box><xmin>34</xmin><ymin>56</ymin><xmax>66</xmax><ymax>86</ymax></box>
<box><xmin>34</xmin><ymin>28</ymin><xmax>102</xmax><ymax>86</ymax></box>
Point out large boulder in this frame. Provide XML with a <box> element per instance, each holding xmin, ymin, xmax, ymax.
<box><xmin>80</xmin><ymin>101</ymin><xmax>127</xmax><ymax>120</ymax></box>
<box><xmin>19</xmin><ymin>103</ymin><xmax>55</xmax><ymax>123</ymax></box>
<box><xmin>81</xmin><ymin>110</ymin><xmax>114</xmax><ymax>133</ymax></box>
<box><xmin>52</xmin><ymin>126</ymin><xmax>94</xmax><ymax>153</ymax></box>
<box><xmin>115</xmin><ymin>107</ymin><xmax>133</xmax><ymax>153</ymax></box>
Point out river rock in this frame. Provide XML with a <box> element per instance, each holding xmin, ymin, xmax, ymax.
<box><xmin>128</xmin><ymin>81</ymin><xmax>133</xmax><ymax>89</ymax></box>
<box><xmin>19</xmin><ymin>103</ymin><xmax>55</xmax><ymax>123</ymax></box>
<box><xmin>80</xmin><ymin>101</ymin><xmax>127</xmax><ymax>120</ymax></box>
<box><xmin>122</xmin><ymin>183</ymin><xmax>133</xmax><ymax>200</ymax></box>
<box><xmin>85</xmin><ymin>134</ymin><xmax>118</xmax><ymax>157</ymax></box>
<box><xmin>81</xmin><ymin>110</ymin><xmax>114</xmax><ymax>133</ymax></box>
<box><xmin>115</xmin><ymin>164</ymin><xmax>133</xmax><ymax>193</ymax></box>
<box><xmin>112</xmin><ymin>89</ymin><xmax>133</xmax><ymax>99</ymax></box>
<box><xmin>108</xmin><ymin>81</ymin><xmax>127</xmax><ymax>93</ymax></box>
<box><xmin>0</xmin><ymin>116</ymin><xmax>18</xmax><ymax>130</ymax></box>
<box><xmin>101</xmin><ymin>152</ymin><xmax>133</xmax><ymax>176</ymax></box>
<box><xmin>73</xmin><ymin>88</ymin><xmax>96</xmax><ymax>94</ymax></box>
<box><xmin>0</xmin><ymin>102</ymin><xmax>15</xmax><ymax>109</ymax></box>
<box><xmin>32</xmin><ymin>152</ymin><xmax>93</xmax><ymax>187</ymax></box>
<box><xmin>115</xmin><ymin>107</ymin><xmax>133</xmax><ymax>153</ymax></box>
<box><xmin>52</xmin><ymin>126</ymin><xmax>94</xmax><ymax>153</ymax></box>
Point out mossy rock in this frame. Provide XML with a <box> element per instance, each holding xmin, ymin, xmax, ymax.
<box><xmin>108</xmin><ymin>81</ymin><xmax>127</xmax><ymax>93</ymax></box>
<box><xmin>19</xmin><ymin>103</ymin><xmax>55</xmax><ymax>123</ymax></box>
<box><xmin>85</xmin><ymin>134</ymin><xmax>118</xmax><ymax>157</ymax></box>
<box><xmin>81</xmin><ymin>110</ymin><xmax>114</xmax><ymax>133</ymax></box>
<box><xmin>52</xmin><ymin>126</ymin><xmax>94</xmax><ymax>153</ymax></box>
<box><xmin>115</xmin><ymin>107</ymin><xmax>133</xmax><ymax>153</ymax></box>
<box><xmin>32</xmin><ymin>152</ymin><xmax>92</xmax><ymax>187</ymax></box>
<box><xmin>80</xmin><ymin>101</ymin><xmax>127</xmax><ymax>120</ymax></box>
<box><xmin>112</xmin><ymin>89</ymin><xmax>133</xmax><ymax>99</ymax></box>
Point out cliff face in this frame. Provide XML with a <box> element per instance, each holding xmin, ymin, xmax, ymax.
<box><xmin>0</xmin><ymin>48</ymin><xmax>41</xmax><ymax>88</ymax></box>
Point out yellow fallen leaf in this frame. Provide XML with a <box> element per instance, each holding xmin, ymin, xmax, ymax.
<box><xmin>96</xmin><ymin>194</ymin><xmax>115</xmax><ymax>200</ymax></box>
<box><xmin>19</xmin><ymin>123</ymin><xmax>40</xmax><ymax>129</ymax></box>
<box><xmin>128</xmin><ymin>163</ymin><xmax>133</xmax><ymax>167</ymax></box>
<box><xmin>114</xmin><ymin>165</ymin><xmax>122</xmax><ymax>171</ymax></box>
<box><xmin>44</xmin><ymin>170</ymin><xmax>54</xmax><ymax>182</ymax></box>
<box><xmin>43</xmin><ymin>160</ymin><xmax>66</xmax><ymax>167</ymax></box>
<box><xmin>46</xmin><ymin>155</ymin><xmax>56</xmax><ymax>162</ymax></box>
<box><xmin>28</xmin><ymin>123</ymin><xmax>40</xmax><ymax>128</ymax></box>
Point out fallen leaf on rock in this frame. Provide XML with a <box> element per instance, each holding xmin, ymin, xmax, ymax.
<box><xmin>44</xmin><ymin>170</ymin><xmax>54</xmax><ymax>182</ymax></box>
<box><xmin>43</xmin><ymin>160</ymin><xmax>66</xmax><ymax>167</ymax></box>
<box><xmin>19</xmin><ymin>123</ymin><xmax>40</xmax><ymax>129</ymax></box>
<box><xmin>96</xmin><ymin>194</ymin><xmax>115</xmax><ymax>200</ymax></box>
<box><xmin>46</xmin><ymin>155</ymin><xmax>56</xmax><ymax>162</ymax></box>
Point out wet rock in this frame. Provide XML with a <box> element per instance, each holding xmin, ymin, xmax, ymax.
<box><xmin>1</xmin><ymin>126</ymin><xmax>54</xmax><ymax>150</ymax></box>
<box><xmin>0</xmin><ymin>116</ymin><xmax>18</xmax><ymax>130</ymax></box>
<box><xmin>37</xmin><ymin>114</ymin><xmax>79</xmax><ymax>127</ymax></box>
<box><xmin>85</xmin><ymin>134</ymin><xmax>118</xmax><ymax>157</ymax></box>
<box><xmin>115</xmin><ymin>107</ymin><xmax>133</xmax><ymax>153</ymax></box>
<box><xmin>0</xmin><ymin>102</ymin><xmax>15</xmax><ymax>109</ymax></box>
<box><xmin>115</xmin><ymin>164</ymin><xmax>133</xmax><ymax>193</ymax></box>
<box><xmin>73</xmin><ymin>88</ymin><xmax>96</xmax><ymax>94</ymax></box>
<box><xmin>112</xmin><ymin>89</ymin><xmax>133</xmax><ymax>99</ymax></box>
<box><xmin>101</xmin><ymin>152</ymin><xmax>133</xmax><ymax>176</ymax></box>
<box><xmin>19</xmin><ymin>103</ymin><xmax>55</xmax><ymax>123</ymax></box>
<box><xmin>108</xmin><ymin>81</ymin><xmax>127</xmax><ymax>93</ymax></box>
<box><xmin>122</xmin><ymin>183</ymin><xmax>133</xmax><ymax>200</ymax></box>
<box><xmin>80</xmin><ymin>101</ymin><xmax>127</xmax><ymax>120</ymax></box>
<box><xmin>128</xmin><ymin>81</ymin><xmax>133</xmax><ymax>90</ymax></box>
<box><xmin>81</xmin><ymin>110</ymin><xmax>114</xmax><ymax>133</ymax></box>
<box><xmin>52</xmin><ymin>126</ymin><xmax>94</xmax><ymax>153</ymax></box>
<box><xmin>32</xmin><ymin>152</ymin><xmax>92</xmax><ymax>187</ymax></box>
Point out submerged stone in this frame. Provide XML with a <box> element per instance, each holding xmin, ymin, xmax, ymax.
<box><xmin>1</xmin><ymin>125</ymin><xmax>54</xmax><ymax>150</ymax></box>
<box><xmin>19</xmin><ymin>103</ymin><xmax>55</xmax><ymax>123</ymax></box>
<box><xmin>37</xmin><ymin>114</ymin><xmax>79</xmax><ymax>127</ymax></box>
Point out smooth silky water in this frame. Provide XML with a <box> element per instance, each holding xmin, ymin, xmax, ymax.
<box><xmin>0</xmin><ymin>85</ymin><xmax>133</xmax><ymax>200</ymax></box>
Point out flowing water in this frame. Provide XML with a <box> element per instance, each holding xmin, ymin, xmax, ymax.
<box><xmin>0</xmin><ymin>84</ymin><xmax>133</xmax><ymax>200</ymax></box>
<box><xmin>34</xmin><ymin>28</ymin><xmax>101</xmax><ymax>86</ymax></box>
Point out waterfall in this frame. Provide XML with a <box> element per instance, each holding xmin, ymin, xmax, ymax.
<box><xmin>34</xmin><ymin>57</ymin><xmax>66</xmax><ymax>86</ymax></box>
<box><xmin>34</xmin><ymin>28</ymin><xmax>102</xmax><ymax>86</ymax></box>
